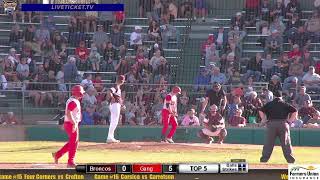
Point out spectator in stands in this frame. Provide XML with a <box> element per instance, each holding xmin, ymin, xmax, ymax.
<box><xmin>81</xmin><ymin>73</ymin><xmax>94</xmax><ymax>91</ymax></box>
<box><xmin>299</xmin><ymin>100</ymin><xmax>320</xmax><ymax>124</ymax></box>
<box><xmin>152</xmin><ymin>0</ymin><xmax>163</xmax><ymax>22</ymax></box>
<box><xmin>148</xmin><ymin>20</ymin><xmax>161</xmax><ymax>41</ymax></box>
<box><xmin>126</xmin><ymin>66</ymin><xmax>142</xmax><ymax>83</ymax></box>
<box><xmin>261</xmin><ymin>87</ymin><xmax>274</xmax><ymax>104</ymax></box>
<box><xmin>12</xmin><ymin>1</ymin><xmax>24</xmax><ymax>23</ymax></box>
<box><xmin>262</xmin><ymin>53</ymin><xmax>275</xmax><ymax>81</ymax></box>
<box><xmin>289</xmin><ymin>26</ymin><xmax>311</xmax><ymax>50</ymax></box>
<box><xmin>214</xmin><ymin>26</ymin><xmax>228</xmax><ymax>50</ymax></box>
<box><xmin>99</xmin><ymin>10</ymin><xmax>113</xmax><ymax>33</ymax></box>
<box><xmin>149</xmin><ymin>43</ymin><xmax>164</xmax><ymax>59</ymax></box>
<box><xmin>315</xmin><ymin>0</ymin><xmax>320</xmax><ymax>11</ymax></box>
<box><xmin>23</xmin><ymin>24</ymin><xmax>40</xmax><ymax>55</ymax></box>
<box><xmin>139</xmin><ymin>0</ymin><xmax>153</xmax><ymax>19</ymax></box>
<box><xmin>89</xmin><ymin>46</ymin><xmax>101</xmax><ymax>72</ymax></box>
<box><xmin>1</xmin><ymin>112</ymin><xmax>19</xmax><ymax>125</ymax></box>
<box><xmin>63</xmin><ymin>56</ymin><xmax>78</xmax><ymax>86</ymax></box>
<box><xmin>268</xmin><ymin>75</ymin><xmax>282</xmax><ymax>97</ymax></box>
<box><xmin>210</xmin><ymin>67</ymin><xmax>227</xmax><ymax>85</ymax></box>
<box><xmin>227</xmin><ymin>95</ymin><xmax>244</xmax><ymax>120</ymax></box>
<box><xmin>301</xmin><ymin>51</ymin><xmax>314</xmax><ymax>72</ymax></box>
<box><xmin>110</xmin><ymin>24</ymin><xmax>125</xmax><ymax>49</ymax></box>
<box><xmin>265</xmin><ymin>29</ymin><xmax>283</xmax><ymax>54</ymax></box>
<box><xmin>256</xmin><ymin>0</ymin><xmax>271</xmax><ymax>33</ymax></box>
<box><xmin>114</xmin><ymin>10</ymin><xmax>125</xmax><ymax>25</ymax></box>
<box><xmin>56</xmin><ymin>65</ymin><xmax>66</xmax><ymax>106</ymax></box>
<box><xmin>201</xmin><ymin>82</ymin><xmax>227</xmax><ymax>114</ymax></box>
<box><xmin>228</xmin><ymin>108</ymin><xmax>246</xmax><ymax>127</ymax></box>
<box><xmin>154</xmin><ymin>57</ymin><xmax>169</xmax><ymax>80</ymax></box>
<box><xmin>288</xmin><ymin>44</ymin><xmax>302</xmax><ymax>59</ymax></box>
<box><xmin>130</xmin><ymin>26</ymin><xmax>143</xmax><ymax>49</ymax></box>
<box><xmin>52</xmin><ymin>31</ymin><xmax>66</xmax><ymax>53</ymax></box>
<box><xmin>271</xmin><ymin>0</ymin><xmax>286</xmax><ymax>21</ymax></box>
<box><xmin>0</xmin><ymin>58</ymin><xmax>7</xmax><ymax>90</ymax></box>
<box><xmin>205</xmin><ymin>44</ymin><xmax>220</xmax><ymax>67</ymax></box>
<box><xmin>48</xmin><ymin>55</ymin><xmax>62</xmax><ymax>76</ymax></box>
<box><xmin>305</xmin><ymin>11</ymin><xmax>320</xmax><ymax>40</ymax></box>
<box><xmin>161</xmin><ymin>21</ymin><xmax>180</xmax><ymax>49</ymax></box>
<box><xmin>201</xmin><ymin>34</ymin><xmax>214</xmax><ymax>57</ymax></box>
<box><xmin>181</xmin><ymin>108</ymin><xmax>200</xmax><ymax>126</ymax></box>
<box><xmin>93</xmin><ymin>26</ymin><xmax>110</xmax><ymax>53</ymax></box>
<box><xmin>41</xmin><ymin>40</ymin><xmax>55</xmax><ymax>60</ymax></box>
<box><xmin>243</xmin><ymin>91</ymin><xmax>263</xmax><ymax>122</ymax></box>
<box><xmin>286</xmin><ymin>0</ymin><xmax>301</xmax><ymax>19</ymax></box>
<box><xmin>179</xmin><ymin>90</ymin><xmax>190</xmax><ymax>113</ymax></box>
<box><xmin>9</xmin><ymin>24</ymin><xmax>23</xmax><ymax>51</ymax></box>
<box><xmin>168</xmin><ymin>0</ymin><xmax>178</xmax><ymax>20</ymax></box>
<box><xmin>81</xmin><ymin>104</ymin><xmax>96</xmax><ymax>125</ymax></box>
<box><xmin>194</xmin><ymin>68</ymin><xmax>210</xmax><ymax>91</ymax></box>
<box><xmin>315</xmin><ymin>60</ymin><xmax>320</xmax><ymax>75</ymax></box>
<box><xmin>115</xmin><ymin>57</ymin><xmax>130</xmax><ymax>76</ymax></box>
<box><xmin>231</xmin><ymin>12</ymin><xmax>246</xmax><ymax>31</ymax></box>
<box><xmin>294</xmin><ymin>86</ymin><xmax>311</xmax><ymax>109</ymax></box>
<box><xmin>282</xmin><ymin>76</ymin><xmax>299</xmax><ymax>100</ymax></box>
<box><xmin>193</xmin><ymin>0</ymin><xmax>206</xmax><ymax>22</ymax></box>
<box><xmin>286</xmin><ymin>13</ymin><xmax>301</xmax><ymax>37</ymax></box>
<box><xmin>270</xmin><ymin>16</ymin><xmax>286</xmax><ymax>34</ymax></box>
<box><xmin>228</xmin><ymin>26</ymin><xmax>245</xmax><ymax>47</ymax></box>
<box><xmin>82</xmin><ymin>86</ymin><xmax>97</xmax><ymax>109</ymax></box>
<box><xmin>245</xmin><ymin>0</ymin><xmax>260</xmax><ymax>18</ymax></box>
<box><xmin>302</xmin><ymin>66</ymin><xmax>320</xmax><ymax>93</ymax></box>
<box><xmin>241</xmin><ymin>53</ymin><xmax>262</xmax><ymax>83</ymax></box>
<box><xmin>7</xmin><ymin>73</ymin><xmax>22</xmax><ymax>90</ymax></box>
<box><xmin>85</xmin><ymin>5</ymin><xmax>98</xmax><ymax>32</ymax></box>
<box><xmin>150</xmin><ymin>49</ymin><xmax>165</xmax><ymax>72</ymax></box>
<box><xmin>102</xmin><ymin>42</ymin><xmax>117</xmax><ymax>72</ymax></box>
<box><xmin>27</xmin><ymin>74</ymin><xmax>42</xmax><ymax>107</ymax></box>
<box><xmin>35</xmin><ymin>25</ymin><xmax>50</xmax><ymax>48</ymax></box>
<box><xmin>180</xmin><ymin>0</ymin><xmax>193</xmax><ymax>18</ymax></box>
<box><xmin>75</xmin><ymin>41</ymin><xmax>91</xmax><ymax>71</ymax></box>
<box><xmin>286</xmin><ymin>55</ymin><xmax>304</xmax><ymax>82</ymax></box>
<box><xmin>16</xmin><ymin>57</ymin><xmax>29</xmax><ymax>81</ymax></box>
<box><xmin>7</xmin><ymin>48</ymin><xmax>19</xmax><ymax>67</ymax></box>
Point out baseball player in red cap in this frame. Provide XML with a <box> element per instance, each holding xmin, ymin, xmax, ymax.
<box><xmin>161</xmin><ymin>86</ymin><xmax>181</xmax><ymax>143</ymax></box>
<box><xmin>52</xmin><ymin>85</ymin><xmax>85</xmax><ymax>168</ymax></box>
<box><xmin>106</xmin><ymin>75</ymin><xmax>125</xmax><ymax>143</ymax></box>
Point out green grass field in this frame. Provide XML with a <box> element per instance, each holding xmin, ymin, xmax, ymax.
<box><xmin>0</xmin><ymin>141</ymin><xmax>319</xmax><ymax>167</ymax></box>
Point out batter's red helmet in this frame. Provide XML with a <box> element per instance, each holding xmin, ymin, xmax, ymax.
<box><xmin>172</xmin><ymin>86</ymin><xmax>182</xmax><ymax>94</ymax></box>
<box><xmin>71</xmin><ymin>85</ymin><xmax>85</xmax><ymax>98</ymax></box>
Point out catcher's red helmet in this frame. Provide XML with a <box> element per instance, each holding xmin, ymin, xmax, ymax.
<box><xmin>71</xmin><ymin>85</ymin><xmax>85</xmax><ymax>98</ymax></box>
<box><xmin>172</xmin><ymin>86</ymin><xmax>181</xmax><ymax>94</ymax></box>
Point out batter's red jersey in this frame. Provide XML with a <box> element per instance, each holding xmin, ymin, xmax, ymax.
<box><xmin>64</xmin><ymin>97</ymin><xmax>82</xmax><ymax>124</ymax></box>
<box><xmin>163</xmin><ymin>93</ymin><xmax>178</xmax><ymax>114</ymax></box>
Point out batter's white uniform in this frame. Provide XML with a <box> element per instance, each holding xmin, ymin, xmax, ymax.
<box><xmin>107</xmin><ymin>87</ymin><xmax>122</xmax><ymax>141</ymax></box>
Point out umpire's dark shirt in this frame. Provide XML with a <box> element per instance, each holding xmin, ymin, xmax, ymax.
<box><xmin>259</xmin><ymin>98</ymin><xmax>297</xmax><ymax>121</ymax></box>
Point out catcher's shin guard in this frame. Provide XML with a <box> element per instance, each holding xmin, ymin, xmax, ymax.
<box><xmin>197</xmin><ymin>130</ymin><xmax>212</xmax><ymax>143</ymax></box>
<box><xmin>218</xmin><ymin>128</ymin><xmax>227</xmax><ymax>144</ymax></box>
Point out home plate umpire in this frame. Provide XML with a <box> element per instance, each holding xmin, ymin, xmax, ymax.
<box><xmin>258</xmin><ymin>92</ymin><xmax>298</xmax><ymax>163</ymax></box>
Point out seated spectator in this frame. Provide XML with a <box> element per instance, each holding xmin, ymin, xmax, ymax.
<box><xmin>81</xmin><ymin>73</ymin><xmax>94</xmax><ymax>90</ymax></box>
<box><xmin>52</xmin><ymin>31</ymin><xmax>67</xmax><ymax>52</ymax></box>
<box><xmin>7</xmin><ymin>48</ymin><xmax>19</xmax><ymax>67</ymax></box>
<box><xmin>126</xmin><ymin>67</ymin><xmax>142</xmax><ymax>83</ymax></box>
<box><xmin>193</xmin><ymin>0</ymin><xmax>206</xmax><ymax>22</ymax></box>
<box><xmin>93</xmin><ymin>74</ymin><xmax>104</xmax><ymax>92</ymax></box>
<box><xmin>265</xmin><ymin>29</ymin><xmax>283</xmax><ymax>54</ymax></box>
<box><xmin>228</xmin><ymin>26</ymin><xmax>245</xmax><ymax>47</ymax></box>
<box><xmin>75</xmin><ymin>41</ymin><xmax>91</xmax><ymax>71</ymax></box>
<box><xmin>152</xmin><ymin>0</ymin><xmax>163</xmax><ymax>22</ymax></box>
<box><xmin>315</xmin><ymin>0</ymin><xmax>320</xmax><ymax>10</ymax></box>
<box><xmin>201</xmin><ymin>34</ymin><xmax>214</xmax><ymax>57</ymax></box>
<box><xmin>179</xmin><ymin>0</ymin><xmax>193</xmax><ymax>18</ymax></box>
<box><xmin>302</xmin><ymin>51</ymin><xmax>314</xmax><ymax>72</ymax></box>
<box><xmin>115</xmin><ymin>57</ymin><xmax>130</xmax><ymax>76</ymax></box>
<box><xmin>285</xmin><ymin>55</ymin><xmax>304</xmax><ymax>82</ymax></box>
<box><xmin>168</xmin><ymin>0</ymin><xmax>178</xmax><ymax>20</ymax></box>
<box><xmin>161</xmin><ymin>21</ymin><xmax>180</xmax><ymax>49</ymax></box>
<box><xmin>288</xmin><ymin>26</ymin><xmax>311</xmax><ymax>50</ymax></box>
<box><xmin>214</xmin><ymin>26</ymin><xmax>228</xmax><ymax>50</ymax></box>
<box><xmin>130</xmin><ymin>26</ymin><xmax>143</xmax><ymax>49</ymax></box>
<box><xmin>241</xmin><ymin>53</ymin><xmax>262</xmax><ymax>83</ymax></box>
<box><xmin>56</xmin><ymin>66</ymin><xmax>66</xmax><ymax>106</ymax></box>
<box><xmin>148</xmin><ymin>20</ymin><xmax>161</xmax><ymax>41</ymax></box>
<box><xmin>27</xmin><ymin>74</ymin><xmax>42</xmax><ymax>107</ymax></box>
<box><xmin>149</xmin><ymin>43</ymin><xmax>164</xmax><ymax>59</ymax></box>
<box><xmin>299</xmin><ymin>100</ymin><xmax>320</xmax><ymax>124</ymax></box>
<box><xmin>282</xmin><ymin>76</ymin><xmax>299</xmax><ymax>100</ymax></box>
<box><xmin>198</xmin><ymin>105</ymin><xmax>227</xmax><ymax>144</ymax></box>
<box><xmin>102</xmin><ymin>42</ymin><xmax>117</xmax><ymax>72</ymax></box>
<box><xmin>7</xmin><ymin>74</ymin><xmax>22</xmax><ymax>90</ymax></box>
<box><xmin>205</xmin><ymin>44</ymin><xmax>219</xmax><ymax>67</ymax></box>
<box><xmin>194</xmin><ymin>68</ymin><xmax>210</xmax><ymax>91</ymax></box>
<box><xmin>210</xmin><ymin>67</ymin><xmax>227</xmax><ymax>85</ymax></box>
<box><xmin>41</xmin><ymin>40</ymin><xmax>55</xmax><ymax>60</ymax></box>
<box><xmin>124</xmin><ymin>103</ymin><xmax>138</xmax><ymax>125</ymax></box>
<box><xmin>150</xmin><ymin>49</ymin><xmax>165</xmax><ymax>72</ymax></box>
<box><xmin>255</xmin><ymin>0</ymin><xmax>271</xmax><ymax>33</ymax></box>
<box><xmin>48</xmin><ymin>55</ymin><xmax>63</xmax><ymax>76</ymax></box>
<box><xmin>81</xmin><ymin>104</ymin><xmax>102</xmax><ymax>125</ymax></box>
<box><xmin>16</xmin><ymin>57</ymin><xmax>29</xmax><ymax>81</ymax></box>
<box><xmin>286</xmin><ymin>0</ymin><xmax>301</xmax><ymax>19</ymax></box>
<box><xmin>114</xmin><ymin>9</ymin><xmax>125</xmax><ymax>25</ymax></box>
<box><xmin>305</xmin><ymin>11</ymin><xmax>320</xmax><ymax>40</ymax></box>
<box><xmin>268</xmin><ymin>75</ymin><xmax>282</xmax><ymax>97</ymax></box>
<box><xmin>110</xmin><ymin>24</ymin><xmax>125</xmax><ymax>49</ymax></box>
<box><xmin>290</xmin><ymin>118</ymin><xmax>304</xmax><ymax>128</ymax></box>
<box><xmin>40</xmin><ymin>70</ymin><xmax>55</xmax><ymax>106</ymax></box>
<box><xmin>85</xmin><ymin>7</ymin><xmax>98</xmax><ymax>32</ymax></box>
<box><xmin>285</xmin><ymin>13</ymin><xmax>301</xmax><ymax>37</ymax></box>
<box><xmin>181</xmin><ymin>108</ymin><xmax>200</xmax><ymax>126</ymax></box>
<box><xmin>154</xmin><ymin>58</ymin><xmax>169</xmax><ymax>80</ymax></box>
<box><xmin>89</xmin><ymin>47</ymin><xmax>101</xmax><ymax>72</ymax></box>
<box><xmin>293</xmin><ymin>86</ymin><xmax>311</xmax><ymax>109</ymax></box>
<box><xmin>228</xmin><ymin>108</ymin><xmax>246</xmax><ymax>127</ymax></box>
<box><xmin>262</xmin><ymin>53</ymin><xmax>275</xmax><ymax>81</ymax></box>
<box><xmin>93</xmin><ymin>26</ymin><xmax>109</xmax><ymax>53</ymax></box>
<box><xmin>23</xmin><ymin>24</ymin><xmax>40</xmax><ymax>55</ymax></box>
<box><xmin>316</xmin><ymin>60</ymin><xmax>320</xmax><ymax>75</ymax></box>
<box><xmin>302</xmin><ymin>66</ymin><xmax>320</xmax><ymax>93</ymax></box>
<box><xmin>227</xmin><ymin>95</ymin><xmax>244</xmax><ymax>120</ymax></box>
<box><xmin>270</xmin><ymin>16</ymin><xmax>286</xmax><ymax>34</ymax></box>
<box><xmin>1</xmin><ymin>112</ymin><xmax>19</xmax><ymax>125</ymax></box>
<box><xmin>245</xmin><ymin>0</ymin><xmax>260</xmax><ymax>18</ymax></box>
<box><xmin>82</xmin><ymin>86</ymin><xmax>97</xmax><ymax>109</ymax></box>
<box><xmin>231</xmin><ymin>12</ymin><xmax>246</xmax><ymax>31</ymax></box>
<box><xmin>9</xmin><ymin>24</ymin><xmax>23</xmax><ymax>51</ymax></box>
<box><xmin>261</xmin><ymin>87</ymin><xmax>274</xmax><ymax>104</ymax></box>
<box><xmin>34</xmin><ymin>25</ymin><xmax>50</xmax><ymax>48</ymax></box>
<box><xmin>63</xmin><ymin>56</ymin><xmax>78</xmax><ymax>85</ymax></box>
<box><xmin>271</xmin><ymin>0</ymin><xmax>286</xmax><ymax>20</ymax></box>
<box><xmin>243</xmin><ymin>91</ymin><xmax>263</xmax><ymax>122</ymax></box>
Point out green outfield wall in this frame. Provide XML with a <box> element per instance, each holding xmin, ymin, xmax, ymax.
<box><xmin>20</xmin><ymin>126</ymin><xmax>320</xmax><ymax>147</ymax></box>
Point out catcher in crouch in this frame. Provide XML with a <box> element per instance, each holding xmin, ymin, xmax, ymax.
<box><xmin>198</xmin><ymin>104</ymin><xmax>227</xmax><ymax>144</ymax></box>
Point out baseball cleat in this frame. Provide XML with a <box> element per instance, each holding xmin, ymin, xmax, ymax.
<box><xmin>207</xmin><ymin>137</ymin><xmax>214</xmax><ymax>144</ymax></box>
<box><xmin>106</xmin><ymin>139</ymin><xmax>120</xmax><ymax>143</ymax></box>
<box><xmin>52</xmin><ymin>152</ymin><xmax>58</xmax><ymax>164</ymax></box>
<box><xmin>67</xmin><ymin>163</ymin><xmax>76</xmax><ymax>168</ymax></box>
<box><xmin>165</xmin><ymin>138</ymin><xmax>174</xmax><ymax>144</ymax></box>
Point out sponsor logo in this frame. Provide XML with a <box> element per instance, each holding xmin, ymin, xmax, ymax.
<box><xmin>289</xmin><ymin>165</ymin><xmax>320</xmax><ymax>180</ymax></box>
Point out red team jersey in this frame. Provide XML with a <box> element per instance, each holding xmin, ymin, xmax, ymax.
<box><xmin>65</xmin><ymin>97</ymin><xmax>82</xmax><ymax>123</ymax></box>
<box><xmin>163</xmin><ymin>93</ymin><xmax>177</xmax><ymax>114</ymax></box>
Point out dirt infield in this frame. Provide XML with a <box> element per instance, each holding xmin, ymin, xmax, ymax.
<box><xmin>0</xmin><ymin>142</ymin><xmax>290</xmax><ymax>169</ymax></box>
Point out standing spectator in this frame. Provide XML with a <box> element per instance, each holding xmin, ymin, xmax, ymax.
<box><xmin>265</xmin><ymin>30</ymin><xmax>283</xmax><ymax>54</ymax></box>
<box><xmin>262</xmin><ymin>53</ymin><xmax>275</xmax><ymax>81</ymax></box>
<box><xmin>9</xmin><ymin>24</ymin><xmax>23</xmax><ymax>51</ymax></box>
<box><xmin>242</xmin><ymin>53</ymin><xmax>263</xmax><ymax>83</ymax></box>
<box><xmin>194</xmin><ymin>0</ymin><xmax>206</xmax><ymax>22</ymax></box>
<box><xmin>148</xmin><ymin>20</ymin><xmax>161</xmax><ymax>41</ymax></box>
<box><xmin>286</xmin><ymin>0</ymin><xmax>301</xmax><ymax>19</ymax></box>
<box><xmin>16</xmin><ymin>57</ymin><xmax>29</xmax><ymax>81</ymax></box>
<box><xmin>130</xmin><ymin>26</ymin><xmax>143</xmax><ymax>49</ymax></box>
<box><xmin>181</xmin><ymin>108</ymin><xmax>200</xmax><ymax>126</ymax></box>
<box><xmin>210</xmin><ymin>67</ymin><xmax>227</xmax><ymax>85</ymax></box>
<box><xmin>293</xmin><ymin>86</ymin><xmax>311</xmax><ymax>109</ymax></box>
<box><xmin>63</xmin><ymin>56</ymin><xmax>78</xmax><ymax>87</ymax></box>
<box><xmin>75</xmin><ymin>41</ymin><xmax>90</xmax><ymax>71</ymax></box>
<box><xmin>93</xmin><ymin>26</ymin><xmax>110</xmax><ymax>53</ymax></box>
<box><xmin>139</xmin><ymin>0</ymin><xmax>153</xmax><ymax>19</ymax></box>
<box><xmin>201</xmin><ymin>82</ymin><xmax>227</xmax><ymax>114</ymax></box>
<box><xmin>228</xmin><ymin>108</ymin><xmax>246</xmax><ymax>127</ymax></box>
<box><xmin>89</xmin><ymin>47</ymin><xmax>101</xmax><ymax>72</ymax></box>
<box><xmin>268</xmin><ymin>75</ymin><xmax>282</xmax><ymax>97</ymax></box>
<box><xmin>302</xmin><ymin>66</ymin><xmax>320</xmax><ymax>93</ymax></box>
<box><xmin>110</xmin><ymin>24</ymin><xmax>125</xmax><ymax>48</ymax></box>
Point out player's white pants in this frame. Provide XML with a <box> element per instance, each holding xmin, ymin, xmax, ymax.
<box><xmin>107</xmin><ymin>103</ymin><xmax>121</xmax><ymax>140</ymax></box>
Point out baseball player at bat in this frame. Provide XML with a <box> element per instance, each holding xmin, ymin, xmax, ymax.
<box><xmin>161</xmin><ymin>86</ymin><xmax>181</xmax><ymax>143</ymax></box>
<box><xmin>106</xmin><ymin>75</ymin><xmax>125</xmax><ymax>143</ymax></box>
<box><xmin>52</xmin><ymin>85</ymin><xmax>85</xmax><ymax>168</ymax></box>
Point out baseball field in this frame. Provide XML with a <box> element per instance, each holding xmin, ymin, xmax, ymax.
<box><xmin>0</xmin><ymin>141</ymin><xmax>319</xmax><ymax>169</ymax></box>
